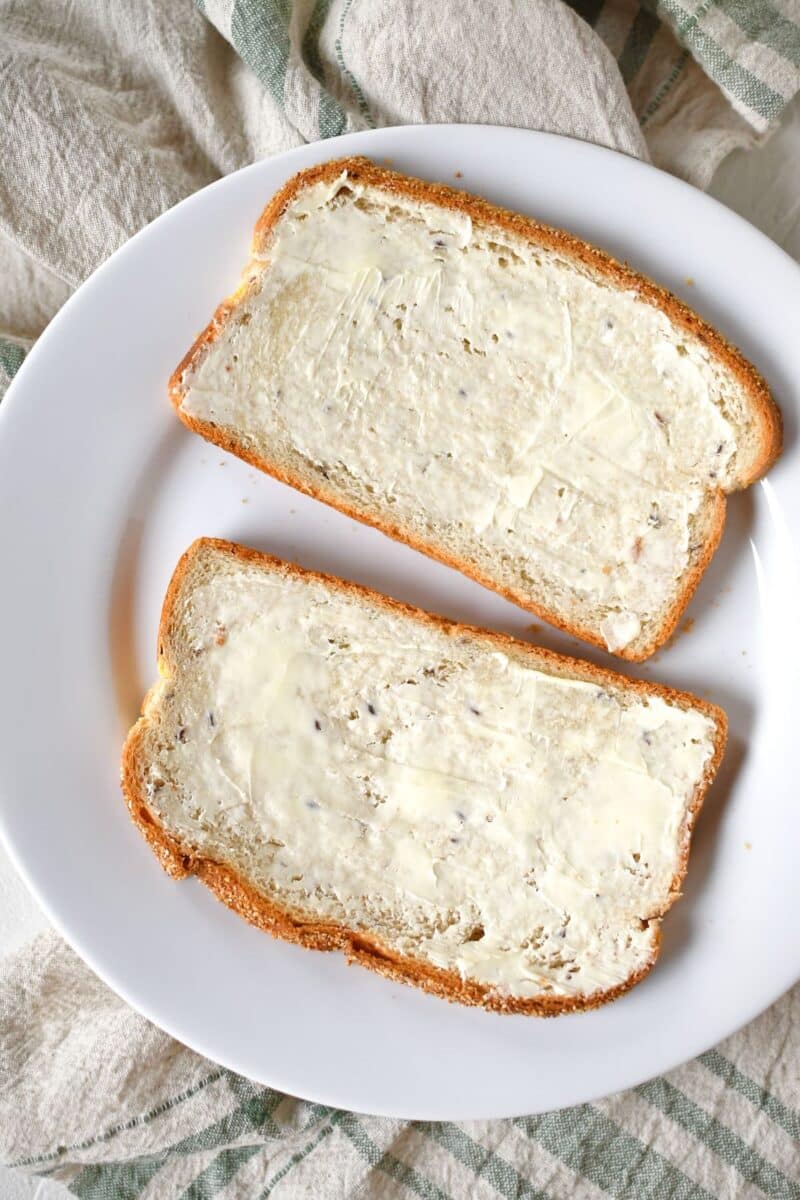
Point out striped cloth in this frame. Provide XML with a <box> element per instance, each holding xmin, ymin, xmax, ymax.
<box><xmin>582</xmin><ymin>0</ymin><xmax>800</xmax><ymax>141</ymax></box>
<box><xmin>1</xmin><ymin>935</ymin><xmax>798</xmax><ymax>1198</ymax></box>
<box><xmin>1</xmin><ymin>1</ymin><xmax>799</xmax><ymax>1197</ymax></box>
<box><xmin>197</xmin><ymin>0</ymin><xmax>800</xmax><ymax>184</ymax></box>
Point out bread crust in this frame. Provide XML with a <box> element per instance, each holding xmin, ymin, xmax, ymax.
<box><xmin>168</xmin><ymin>156</ymin><xmax>781</xmax><ymax>662</ymax></box>
<box><xmin>121</xmin><ymin>538</ymin><xmax>727</xmax><ymax>1017</ymax></box>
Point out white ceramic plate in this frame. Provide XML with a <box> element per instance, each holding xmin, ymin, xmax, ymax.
<box><xmin>0</xmin><ymin>126</ymin><xmax>798</xmax><ymax>1121</ymax></box>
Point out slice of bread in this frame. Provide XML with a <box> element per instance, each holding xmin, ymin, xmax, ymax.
<box><xmin>170</xmin><ymin>157</ymin><xmax>781</xmax><ymax>661</ymax></box>
<box><xmin>122</xmin><ymin>538</ymin><xmax>726</xmax><ymax>1016</ymax></box>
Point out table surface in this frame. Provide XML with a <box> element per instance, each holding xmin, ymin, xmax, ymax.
<box><xmin>2</xmin><ymin>99</ymin><xmax>799</xmax><ymax>1197</ymax></box>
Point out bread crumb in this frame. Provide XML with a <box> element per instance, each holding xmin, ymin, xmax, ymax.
<box><xmin>741</xmin><ymin>649</ymin><xmax>747</xmax><ymax>656</ymax></box>
<box><xmin>383</xmin><ymin>157</ymin><xmax>394</xmax><ymax>165</ymax></box>
<box><xmin>527</xmin><ymin>623</ymin><xmax>541</xmax><ymax>634</ymax></box>
<box><xmin>289</xmin><ymin>508</ymin><xmax>296</xmax><ymax>515</ymax></box>
<box><xmin>685</xmin><ymin>276</ymin><xmax>694</xmax><ymax>286</ymax></box>
<box><xmin>454</xmin><ymin>170</ymin><xmax>463</xmax><ymax>179</ymax></box>
<box><xmin>219</xmin><ymin>460</ymin><xmax>226</xmax><ymax>467</ymax></box>
<box><xmin>680</xmin><ymin>617</ymin><xmax>695</xmax><ymax>634</ymax></box>
<box><xmin>744</xmin><ymin>841</ymin><xmax>752</xmax><ymax>850</ymax></box>
<box><xmin>241</xmin><ymin>497</ymin><xmax>248</xmax><ymax>504</ymax></box>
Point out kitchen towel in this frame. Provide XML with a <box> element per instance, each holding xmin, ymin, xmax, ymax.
<box><xmin>1</xmin><ymin>935</ymin><xmax>798</xmax><ymax>1197</ymax></box>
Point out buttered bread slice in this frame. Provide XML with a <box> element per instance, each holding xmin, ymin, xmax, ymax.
<box><xmin>122</xmin><ymin>539</ymin><xmax>726</xmax><ymax>1015</ymax></box>
<box><xmin>171</xmin><ymin>158</ymin><xmax>780</xmax><ymax>660</ymax></box>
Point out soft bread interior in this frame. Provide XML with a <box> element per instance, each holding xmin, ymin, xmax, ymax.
<box><xmin>128</xmin><ymin>541</ymin><xmax>724</xmax><ymax>1008</ymax></box>
<box><xmin>175</xmin><ymin>164</ymin><xmax>778</xmax><ymax>659</ymax></box>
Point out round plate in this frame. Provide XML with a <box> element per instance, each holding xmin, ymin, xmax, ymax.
<box><xmin>0</xmin><ymin>126</ymin><xmax>798</xmax><ymax>1120</ymax></box>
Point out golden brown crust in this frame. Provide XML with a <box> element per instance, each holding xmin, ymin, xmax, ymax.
<box><xmin>121</xmin><ymin>537</ymin><xmax>727</xmax><ymax>1017</ymax></box>
<box><xmin>168</xmin><ymin>157</ymin><xmax>781</xmax><ymax>662</ymax></box>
